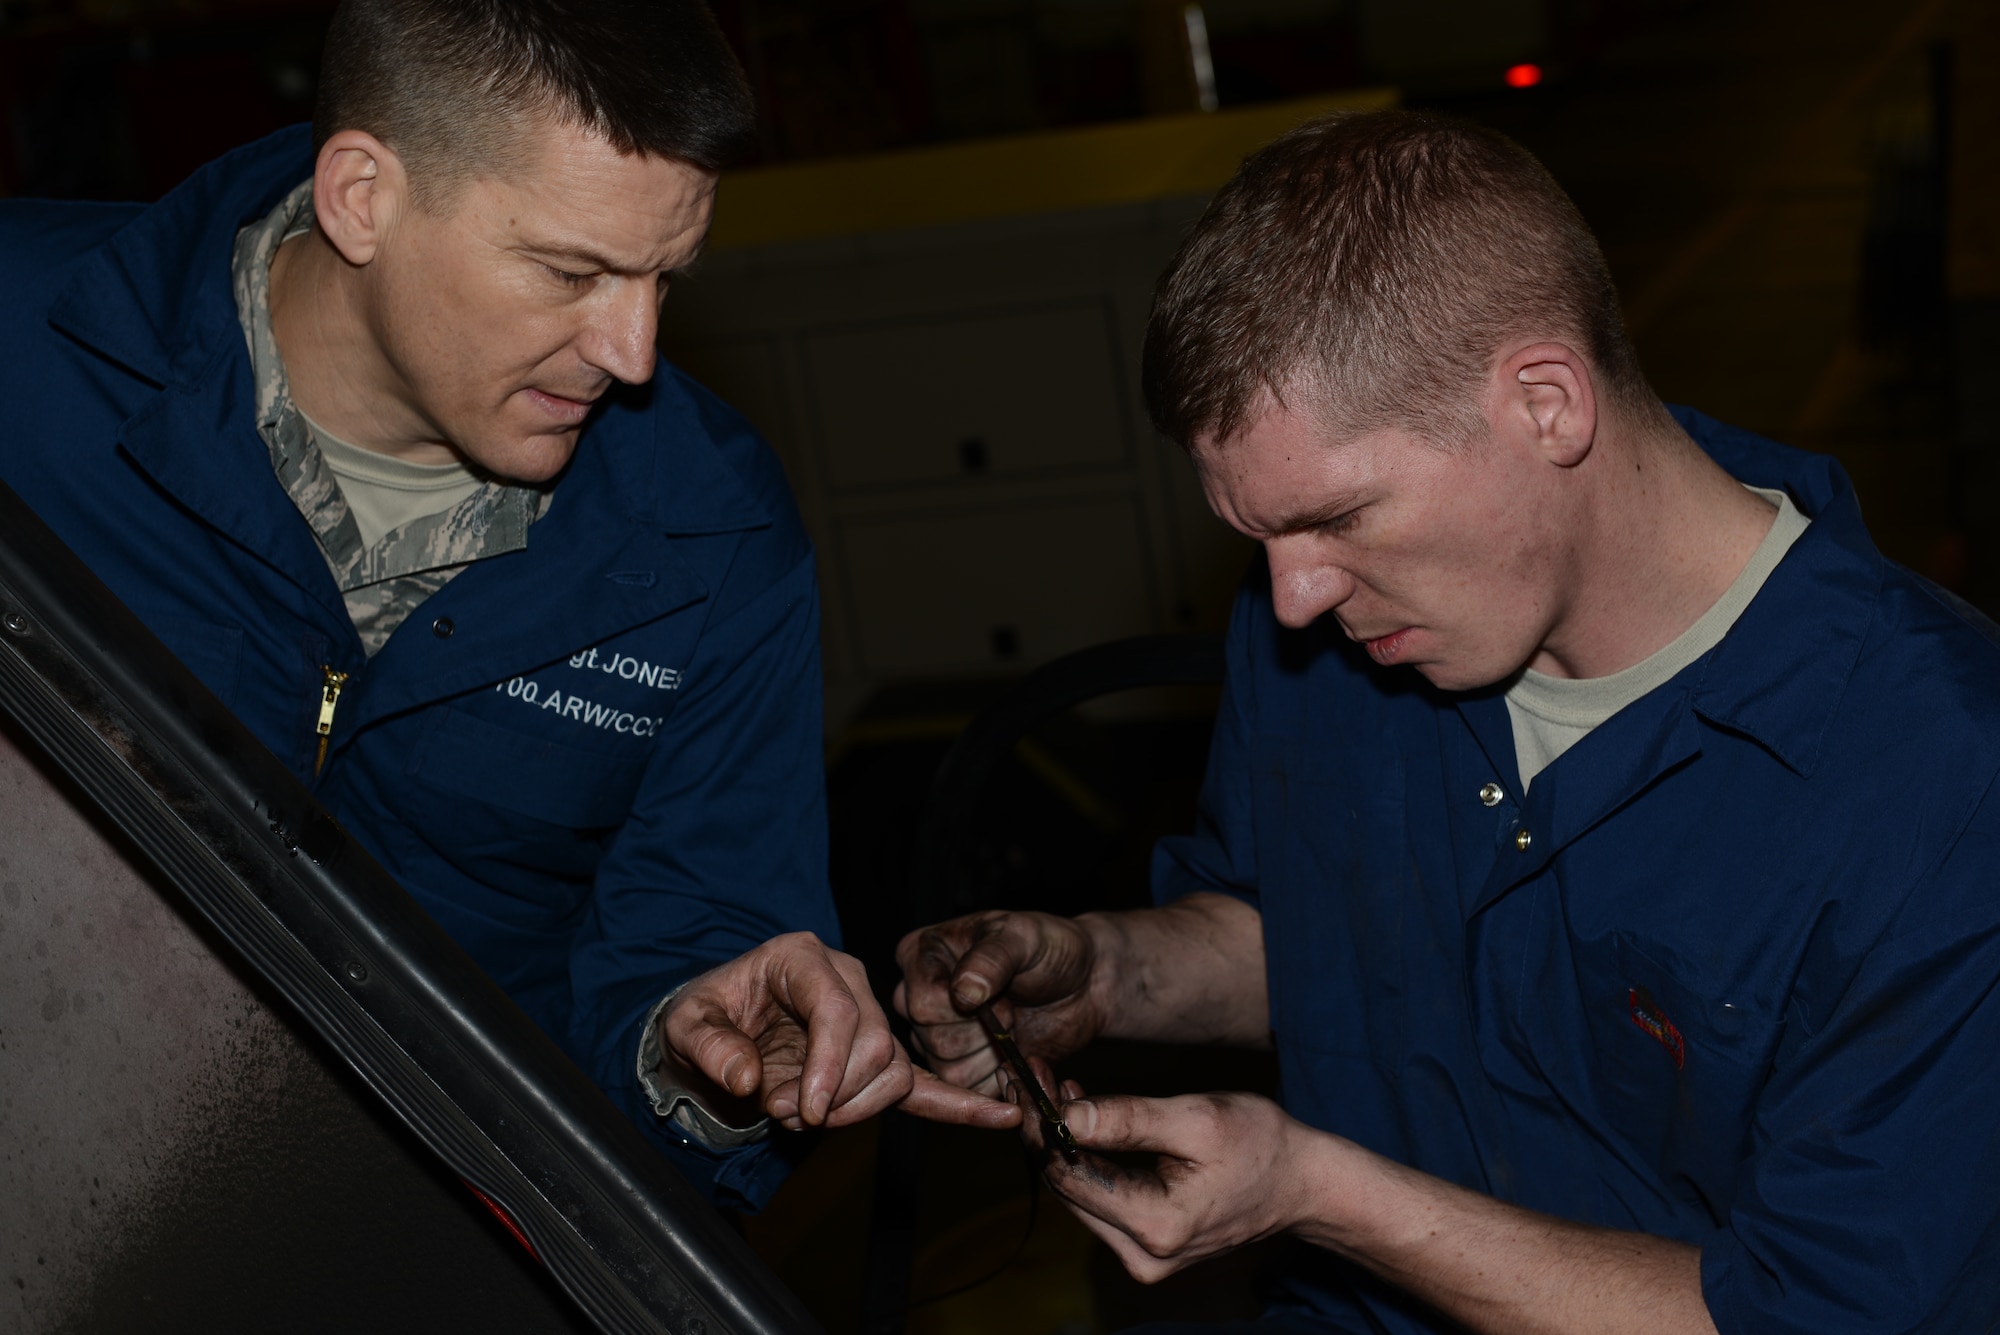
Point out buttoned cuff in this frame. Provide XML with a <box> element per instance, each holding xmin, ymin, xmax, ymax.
<box><xmin>637</xmin><ymin>985</ymin><xmax>773</xmax><ymax>1151</ymax></box>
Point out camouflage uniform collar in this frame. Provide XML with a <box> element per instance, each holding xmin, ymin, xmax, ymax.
<box><xmin>231</xmin><ymin>179</ymin><xmax>364</xmax><ymax>573</ymax></box>
<box><xmin>231</xmin><ymin>181</ymin><xmax>546</xmax><ymax>656</ymax></box>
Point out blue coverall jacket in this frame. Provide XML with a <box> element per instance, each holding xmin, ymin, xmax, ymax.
<box><xmin>0</xmin><ymin>127</ymin><xmax>836</xmax><ymax>1209</ymax></box>
<box><xmin>1157</xmin><ymin>411</ymin><xmax>2000</xmax><ymax>1332</ymax></box>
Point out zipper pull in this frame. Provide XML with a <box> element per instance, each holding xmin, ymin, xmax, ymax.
<box><xmin>315</xmin><ymin>666</ymin><xmax>350</xmax><ymax>777</ymax></box>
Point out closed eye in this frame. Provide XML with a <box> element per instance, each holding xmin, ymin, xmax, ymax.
<box><xmin>545</xmin><ymin>264</ymin><xmax>594</xmax><ymax>287</ymax></box>
<box><xmin>1315</xmin><ymin>507</ymin><xmax>1363</xmax><ymax>537</ymax></box>
<box><xmin>1262</xmin><ymin>493</ymin><xmax>1367</xmax><ymax>540</ymax></box>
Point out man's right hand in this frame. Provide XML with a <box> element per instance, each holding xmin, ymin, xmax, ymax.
<box><xmin>892</xmin><ymin>910</ymin><xmax>1110</xmax><ymax>1096</ymax></box>
<box><xmin>663</xmin><ymin>931</ymin><xmax>1018</xmax><ymax>1131</ymax></box>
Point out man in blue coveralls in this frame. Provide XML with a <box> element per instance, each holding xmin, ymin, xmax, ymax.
<box><xmin>899</xmin><ymin>111</ymin><xmax>2000</xmax><ymax>1330</ymax></box>
<box><xmin>0</xmin><ymin>0</ymin><xmax>1004</xmax><ymax>1211</ymax></box>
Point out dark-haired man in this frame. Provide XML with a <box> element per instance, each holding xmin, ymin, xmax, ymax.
<box><xmin>900</xmin><ymin>110</ymin><xmax>2000</xmax><ymax>1331</ymax></box>
<box><xmin>0</xmin><ymin>0</ymin><xmax>1006</xmax><ymax>1211</ymax></box>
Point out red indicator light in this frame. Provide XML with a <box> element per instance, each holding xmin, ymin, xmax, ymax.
<box><xmin>1505</xmin><ymin>63</ymin><xmax>1543</xmax><ymax>89</ymax></box>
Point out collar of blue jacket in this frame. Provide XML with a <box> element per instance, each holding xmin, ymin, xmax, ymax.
<box><xmin>1649</xmin><ymin>404</ymin><xmax>1878</xmax><ymax>777</ymax></box>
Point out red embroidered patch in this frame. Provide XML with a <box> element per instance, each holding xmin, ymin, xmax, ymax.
<box><xmin>1628</xmin><ymin>986</ymin><xmax>1686</xmax><ymax>1069</ymax></box>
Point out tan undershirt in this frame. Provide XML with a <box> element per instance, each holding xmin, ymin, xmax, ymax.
<box><xmin>298</xmin><ymin>408</ymin><xmax>486</xmax><ymax>551</ymax></box>
<box><xmin>1506</xmin><ymin>486</ymin><xmax>1810</xmax><ymax>792</ymax></box>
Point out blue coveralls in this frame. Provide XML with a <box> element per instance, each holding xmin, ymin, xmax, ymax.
<box><xmin>1156</xmin><ymin>411</ymin><xmax>2000</xmax><ymax>1332</ymax></box>
<box><xmin>0</xmin><ymin>127</ymin><xmax>836</xmax><ymax>1209</ymax></box>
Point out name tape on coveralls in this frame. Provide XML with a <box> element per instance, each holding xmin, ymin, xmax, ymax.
<box><xmin>493</xmin><ymin>648</ymin><xmax>683</xmax><ymax>738</ymax></box>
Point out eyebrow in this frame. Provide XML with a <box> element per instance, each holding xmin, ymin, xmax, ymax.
<box><xmin>528</xmin><ymin>240</ymin><xmax>706</xmax><ymax>276</ymax></box>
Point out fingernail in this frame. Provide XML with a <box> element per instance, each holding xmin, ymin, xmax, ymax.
<box><xmin>719</xmin><ymin>1056</ymin><xmax>745</xmax><ymax>1092</ymax></box>
<box><xmin>955</xmin><ymin>973</ymin><xmax>992</xmax><ymax>1008</ymax></box>
<box><xmin>1064</xmin><ymin>1100</ymin><xmax>1096</xmax><ymax>1138</ymax></box>
<box><xmin>809</xmin><ymin>1090</ymin><xmax>831</xmax><ymax>1123</ymax></box>
<box><xmin>772</xmin><ymin>1098</ymin><xmax>798</xmax><ymax>1121</ymax></box>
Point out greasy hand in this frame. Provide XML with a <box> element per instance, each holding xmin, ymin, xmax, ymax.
<box><xmin>1013</xmin><ymin>1070</ymin><xmax>1310</xmax><ymax>1284</ymax></box>
<box><xmin>663</xmin><ymin>932</ymin><xmax>1017</xmax><ymax>1131</ymax></box>
<box><xmin>894</xmin><ymin>910</ymin><xmax>1106</xmax><ymax>1096</ymax></box>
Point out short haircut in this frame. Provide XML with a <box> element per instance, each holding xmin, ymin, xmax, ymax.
<box><xmin>1143</xmin><ymin>109</ymin><xmax>1653</xmax><ymax>450</ymax></box>
<box><xmin>314</xmin><ymin>0</ymin><xmax>756</xmax><ymax>207</ymax></box>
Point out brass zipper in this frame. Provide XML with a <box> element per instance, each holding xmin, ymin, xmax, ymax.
<box><xmin>314</xmin><ymin>666</ymin><xmax>350</xmax><ymax>776</ymax></box>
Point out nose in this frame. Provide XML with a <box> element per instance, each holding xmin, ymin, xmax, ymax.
<box><xmin>1265</xmin><ymin>535</ymin><xmax>1355</xmax><ymax>629</ymax></box>
<box><xmin>579</xmin><ymin>278</ymin><xmax>660</xmax><ymax>386</ymax></box>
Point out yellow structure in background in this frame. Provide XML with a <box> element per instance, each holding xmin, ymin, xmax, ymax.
<box><xmin>707</xmin><ymin>88</ymin><xmax>1399</xmax><ymax>251</ymax></box>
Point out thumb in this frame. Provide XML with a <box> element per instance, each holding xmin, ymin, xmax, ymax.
<box><xmin>667</xmin><ymin>999</ymin><xmax>763</xmax><ymax>1098</ymax></box>
<box><xmin>1059</xmin><ymin>1094</ymin><xmax>1178</xmax><ymax>1154</ymax></box>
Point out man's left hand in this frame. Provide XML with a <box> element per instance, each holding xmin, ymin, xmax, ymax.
<box><xmin>1011</xmin><ymin>1064</ymin><xmax>1716</xmax><ymax>1334</ymax></box>
<box><xmin>1011</xmin><ymin>1069</ymin><xmax>1310</xmax><ymax>1283</ymax></box>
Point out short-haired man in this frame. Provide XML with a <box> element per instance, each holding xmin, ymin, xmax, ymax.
<box><xmin>900</xmin><ymin>111</ymin><xmax>2000</xmax><ymax>1331</ymax></box>
<box><xmin>0</xmin><ymin>0</ymin><xmax>1001</xmax><ymax>1210</ymax></box>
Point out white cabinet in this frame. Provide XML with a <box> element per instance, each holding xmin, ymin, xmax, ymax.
<box><xmin>659</xmin><ymin>196</ymin><xmax>1256</xmax><ymax>727</ymax></box>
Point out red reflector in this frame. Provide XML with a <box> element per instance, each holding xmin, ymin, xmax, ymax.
<box><xmin>1505</xmin><ymin>63</ymin><xmax>1543</xmax><ymax>88</ymax></box>
<box><xmin>463</xmin><ymin>1180</ymin><xmax>541</xmax><ymax>1261</ymax></box>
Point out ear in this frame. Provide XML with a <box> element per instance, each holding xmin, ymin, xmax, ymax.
<box><xmin>1499</xmin><ymin>341</ymin><xmax>1597</xmax><ymax>468</ymax></box>
<box><xmin>310</xmin><ymin>130</ymin><xmax>405</xmax><ymax>267</ymax></box>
